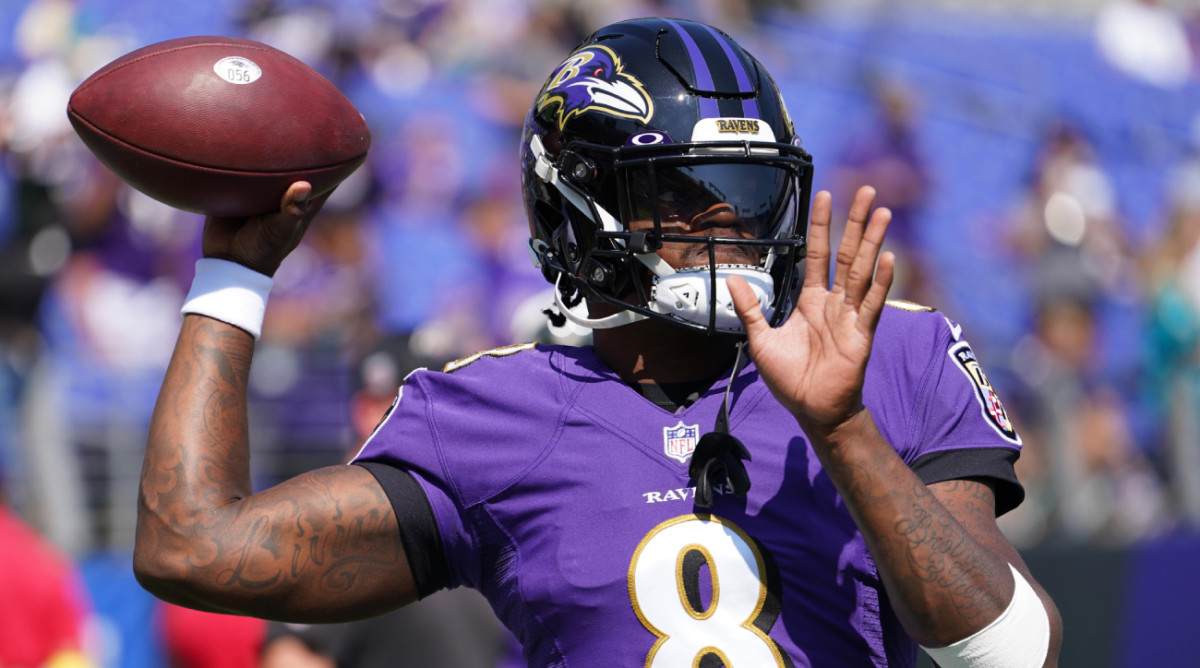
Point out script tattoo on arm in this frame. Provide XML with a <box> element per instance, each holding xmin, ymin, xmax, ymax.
<box><xmin>816</xmin><ymin>416</ymin><xmax>1011</xmax><ymax>647</ymax></box>
<box><xmin>890</xmin><ymin>479</ymin><xmax>1004</xmax><ymax>626</ymax></box>
<box><xmin>135</xmin><ymin>316</ymin><xmax>416</xmax><ymax>622</ymax></box>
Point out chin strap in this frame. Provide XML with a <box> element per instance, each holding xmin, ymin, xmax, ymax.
<box><xmin>552</xmin><ymin>274</ymin><xmax>649</xmax><ymax>329</ymax></box>
<box><xmin>689</xmin><ymin>341</ymin><xmax>752</xmax><ymax>507</ymax></box>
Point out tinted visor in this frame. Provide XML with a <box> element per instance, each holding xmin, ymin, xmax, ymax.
<box><xmin>619</xmin><ymin>162</ymin><xmax>798</xmax><ymax>241</ymax></box>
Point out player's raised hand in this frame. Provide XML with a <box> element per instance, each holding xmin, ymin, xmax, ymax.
<box><xmin>729</xmin><ymin>186</ymin><xmax>894</xmax><ymax>437</ymax></box>
<box><xmin>202</xmin><ymin>181</ymin><xmax>330</xmax><ymax>277</ymax></box>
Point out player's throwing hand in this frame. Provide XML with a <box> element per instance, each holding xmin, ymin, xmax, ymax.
<box><xmin>201</xmin><ymin>182</ymin><xmax>329</xmax><ymax>278</ymax></box>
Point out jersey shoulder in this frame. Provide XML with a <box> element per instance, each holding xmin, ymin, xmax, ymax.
<box><xmin>875</xmin><ymin>298</ymin><xmax>992</xmax><ymax>372</ymax></box>
<box><xmin>405</xmin><ymin>342</ymin><xmax>580</xmax><ymax>439</ymax></box>
<box><xmin>404</xmin><ymin>342</ymin><xmax>560</xmax><ymax>394</ymax></box>
<box><xmin>873</xmin><ymin>298</ymin><xmax>958</xmax><ymax>358</ymax></box>
<box><xmin>378</xmin><ymin>343</ymin><xmax>597</xmax><ymax>507</ymax></box>
<box><xmin>870</xmin><ymin>298</ymin><xmax>1023</xmax><ymax>453</ymax></box>
<box><xmin>428</xmin><ymin>341</ymin><xmax>597</xmax><ymax>380</ymax></box>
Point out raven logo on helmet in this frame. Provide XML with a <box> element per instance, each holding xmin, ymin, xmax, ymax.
<box><xmin>537</xmin><ymin>45</ymin><xmax>653</xmax><ymax>130</ymax></box>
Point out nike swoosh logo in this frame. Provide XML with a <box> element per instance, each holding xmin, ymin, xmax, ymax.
<box><xmin>945</xmin><ymin>317</ymin><xmax>963</xmax><ymax>341</ymax></box>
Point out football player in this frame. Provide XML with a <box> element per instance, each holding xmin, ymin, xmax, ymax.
<box><xmin>134</xmin><ymin>18</ymin><xmax>1061</xmax><ymax>667</ymax></box>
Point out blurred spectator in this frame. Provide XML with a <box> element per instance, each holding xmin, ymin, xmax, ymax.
<box><xmin>993</xmin><ymin>399</ymin><xmax>1051</xmax><ymax>549</ymax></box>
<box><xmin>365</xmin><ymin>112</ymin><xmax>498</xmax><ymax>362</ymax></box>
<box><xmin>834</xmin><ymin>76</ymin><xmax>929</xmax><ymax>252</ymax></box>
<box><xmin>1006</xmin><ymin>121</ymin><xmax>1137</xmax><ymax>309</ymax></box>
<box><xmin>247</xmin><ymin>170</ymin><xmax>382</xmax><ymax>483</ymax></box>
<box><xmin>998</xmin><ymin>120</ymin><xmax>1172</xmax><ymax>545</ymax></box>
<box><xmin>159</xmin><ymin>604</ymin><xmax>267</xmax><ymax>668</ymax></box>
<box><xmin>1142</xmin><ymin>153</ymin><xmax>1200</xmax><ymax>527</ymax></box>
<box><xmin>260</xmin><ymin>589</ymin><xmax>517</xmax><ymax>668</ymax></box>
<box><xmin>28</xmin><ymin>156</ymin><xmax>197</xmax><ymax>552</ymax></box>
<box><xmin>1095</xmin><ymin>0</ymin><xmax>1192</xmax><ymax>89</ymax></box>
<box><xmin>0</xmin><ymin>498</ymin><xmax>98</xmax><ymax>668</ymax></box>
<box><xmin>0</xmin><ymin>139</ymin><xmax>56</xmax><ymax>524</ymax></box>
<box><xmin>832</xmin><ymin>76</ymin><xmax>934</xmax><ymax>304</ymax></box>
<box><xmin>1001</xmin><ymin>120</ymin><xmax>1141</xmax><ymax>380</ymax></box>
<box><xmin>258</xmin><ymin>163</ymin><xmax>377</xmax><ymax>352</ymax></box>
<box><xmin>1</xmin><ymin>0</ymin><xmax>92</xmax><ymax>546</ymax></box>
<box><xmin>459</xmin><ymin>168</ymin><xmax>550</xmax><ymax>347</ymax></box>
<box><xmin>1005</xmin><ymin>291</ymin><xmax>1172</xmax><ymax>546</ymax></box>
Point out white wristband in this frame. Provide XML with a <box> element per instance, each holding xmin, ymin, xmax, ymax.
<box><xmin>921</xmin><ymin>563</ymin><xmax>1050</xmax><ymax>668</ymax></box>
<box><xmin>181</xmin><ymin>258</ymin><xmax>274</xmax><ymax>339</ymax></box>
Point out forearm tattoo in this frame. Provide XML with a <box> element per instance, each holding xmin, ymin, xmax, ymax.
<box><xmin>831</xmin><ymin>446</ymin><xmax>1006</xmax><ymax>632</ymax></box>
<box><xmin>890</xmin><ymin>480</ymin><xmax>1001</xmax><ymax>625</ymax></box>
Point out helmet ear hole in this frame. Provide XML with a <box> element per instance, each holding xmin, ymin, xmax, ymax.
<box><xmin>529</xmin><ymin>200</ymin><xmax>569</xmax><ymax>281</ymax></box>
<box><xmin>530</xmin><ymin>201</ymin><xmax>562</xmax><ymax>245</ymax></box>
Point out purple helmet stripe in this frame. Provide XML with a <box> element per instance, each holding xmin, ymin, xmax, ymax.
<box><xmin>663</xmin><ymin>19</ymin><xmax>720</xmax><ymax>119</ymax></box>
<box><xmin>701</xmin><ymin>24</ymin><xmax>759</xmax><ymax>119</ymax></box>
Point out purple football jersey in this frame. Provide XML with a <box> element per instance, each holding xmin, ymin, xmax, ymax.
<box><xmin>353</xmin><ymin>303</ymin><xmax>1023</xmax><ymax>667</ymax></box>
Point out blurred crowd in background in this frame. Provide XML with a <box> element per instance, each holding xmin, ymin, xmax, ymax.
<box><xmin>2</xmin><ymin>0</ymin><xmax>1200</xmax><ymax>665</ymax></box>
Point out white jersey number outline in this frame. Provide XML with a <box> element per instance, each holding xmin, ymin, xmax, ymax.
<box><xmin>628</xmin><ymin>513</ymin><xmax>792</xmax><ymax>667</ymax></box>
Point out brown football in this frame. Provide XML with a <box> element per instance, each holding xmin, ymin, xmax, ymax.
<box><xmin>67</xmin><ymin>36</ymin><xmax>370</xmax><ymax>217</ymax></box>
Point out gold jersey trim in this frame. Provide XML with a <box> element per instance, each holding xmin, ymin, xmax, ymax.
<box><xmin>442</xmin><ymin>343</ymin><xmax>537</xmax><ymax>374</ymax></box>
<box><xmin>885</xmin><ymin>298</ymin><xmax>934</xmax><ymax>312</ymax></box>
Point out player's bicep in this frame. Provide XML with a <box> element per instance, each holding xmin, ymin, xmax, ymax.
<box><xmin>176</xmin><ymin>464</ymin><xmax>418</xmax><ymax>622</ymax></box>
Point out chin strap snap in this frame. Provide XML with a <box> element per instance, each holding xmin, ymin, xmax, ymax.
<box><xmin>689</xmin><ymin>341</ymin><xmax>752</xmax><ymax>508</ymax></box>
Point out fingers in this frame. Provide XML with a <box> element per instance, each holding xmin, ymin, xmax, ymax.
<box><xmin>251</xmin><ymin>181</ymin><xmax>313</xmax><ymax>253</ymax></box>
<box><xmin>832</xmin><ymin>186</ymin><xmax>876</xmax><ymax>293</ymax></box>
<box><xmin>268</xmin><ymin>181</ymin><xmax>328</xmax><ymax>243</ymax></box>
<box><xmin>803</xmin><ymin>190</ymin><xmax>832</xmax><ymax>291</ymax></box>
<box><xmin>810</xmin><ymin>185</ymin><xmax>892</xmax><ymax>333</ymax></box>
<box><xmin>201</xmin><ymin>182</ymin><xmax>324</xmax><ymax>277</ymax></box>
<box><xmin>728</xmin><ymin>274</ymin><xmax>769</xmax><ymax>339</ymax></box>
<box><xmin>859</xmin><ymin>250</ymin><xmax>895</xmax><ymax>336</ymax></box>
<box><xmin>282</xmin><ymin>181</ymin><xmax>313</xmax><ymax>217</ymax></box>
<box><xmin>844</xmin><ymin>204</ymin><xmax>891</xmax><ymax>307</ymax></box>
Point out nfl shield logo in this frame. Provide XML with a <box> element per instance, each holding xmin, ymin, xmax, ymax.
<box><xmin>663</xmin><ymin>421</ymin><xmax>700</xmax><ymax>463</ymax></box>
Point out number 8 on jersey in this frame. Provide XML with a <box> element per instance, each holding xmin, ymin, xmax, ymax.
<box><xmin>628</xmin><ymin>514</ymin><xmax>793</xmax><ymax>667</ymax></box>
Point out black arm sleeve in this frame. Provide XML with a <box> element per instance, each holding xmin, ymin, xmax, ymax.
<box><xmin>909</xmin><ymin>447</ymin><xmax>1025</xmax><ymax>517</ymax></box>
<box><xmin>354</xmin><ymin>462</ymin><xmax>451</xmax><ymax>598</ymax></box>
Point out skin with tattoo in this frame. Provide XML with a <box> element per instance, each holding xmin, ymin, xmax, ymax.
<box><xmin>135</xmin><ymin>184</ymin><xmax>418</xmax><ymax>622</ymax></box>
<box><xmin>134</xmin><ymin>182</ymin><xmax>1061</xmax><ymax>662</ymax></box>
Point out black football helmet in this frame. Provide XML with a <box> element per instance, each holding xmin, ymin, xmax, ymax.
<box><xmin>521</xmin><ymin>17</ymin><xmax>813</xmax><ymax>334</ymax></box>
